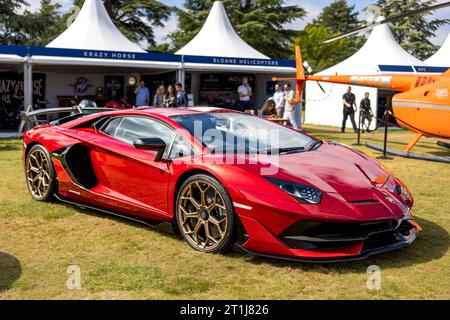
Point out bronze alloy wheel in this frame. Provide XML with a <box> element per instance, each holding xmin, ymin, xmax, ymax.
<box><xmin>176</xmin><ymin>174</ymin><xmax>234</xmax><ymax>253</ymax></box>
<box><xmin>25</xmin><ymin>145</ymin><xmax>55</xmax><ymax>201</ymax></box>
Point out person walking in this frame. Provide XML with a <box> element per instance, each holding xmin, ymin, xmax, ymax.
<box><xmin>273</xmin><ymin>84</ymin><xmax>285</xmax><ymax>118</ymax></box>
<box><xmin>237</xmin><ymin>77</ymin><xmax>252</xmax><ymax>112</ymax></box>
<box><xmin>360</xmin><ymin>92</ymin><xmax>374</xmax><ymax>133</ymax></box>
<box><xmin>164</xmin><ymin>85</ymin><xmax>177</xmax><ymax>108</ymax></box>
<box><xmin>135</xmin><ymin>80</ymin><xmax>150</xmax><ymax>107</ymax></box>
<box><xmin>283</xmin><ymin>83</ymin><xmax>299</xmax><ymax>130</ymax></box>
<box><xmin>153</xmin><ymin>85</ymin><xmax>165</xmax><ymax>107</ymax></box>
<box><xmin>342</xmin><ymin>86</ymin><xmax>358</xmax><ymax>133</ymax></box>
<box><xmin>175</xmin><ymin>83</ymin><xmax>188</xmax><ymax>107</ymax></box>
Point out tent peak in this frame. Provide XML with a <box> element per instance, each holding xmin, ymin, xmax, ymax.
<box><xmin>176</xmin><ymin>1</ymin><xmax>269</xmax><ymax>59</ymax></box>
<box><xmin>47</xmin><ymin>0</ymin><xmax>145</xmax><ymax>53</ymax></box>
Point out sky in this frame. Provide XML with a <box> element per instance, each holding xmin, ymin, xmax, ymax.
<box><xmin>24</xmin><ymin>0</ymin><xmax>450</xmax><ymax>46</ymax></box>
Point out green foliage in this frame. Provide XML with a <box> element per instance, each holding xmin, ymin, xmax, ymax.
<box><xmin>73</xmin><ymin>0</ymin><xmax>172</xmax><ymax>46</ymax></box>
<box><xmin>22</xmin><ymin>0</ymin><xmax>65</xmax><ymax>46</ymax></box>
<box><xmin>294</xmin><ymin>25</ymin><xmax>350</xmax><ymax>73</ymax></box>
<box><xmin>374</xmin><ymin>0</ymin><xmax>449</xmax><ymax>59</ymax></box>
<box><xmin>170</xmin><ymin>0</ymin><xmax>306</xmax><ymax>59</ymax></box>
<box><xmin>0</xmin><ymin>0</ymin><xmax>29</xmax><ymax>45</ymax></box>
<box><xmin>294</xmin><ymin>0</ymin><xmax>364</xmax><ymax>72</ymax></box>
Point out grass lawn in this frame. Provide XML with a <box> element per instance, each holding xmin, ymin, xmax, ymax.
<box><xmin>0</xmin><ymin>125</ymin><xmax>449</xmax><ymax>299</ymax></box>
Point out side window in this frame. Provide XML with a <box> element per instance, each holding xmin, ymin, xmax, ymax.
<box><xmin>169</xmin><ymin>135</ymin><xmax>193</xmax><ymax>159</ymax></box>
<box><xmin>101</xmin><ymin>117</ymin><xmax>122</xmax><ymax>136</ymax></box>
<box><xmin>113</xmin><ymin>116</ymin><xmax>176</xmax><ymax>146</ymax></box>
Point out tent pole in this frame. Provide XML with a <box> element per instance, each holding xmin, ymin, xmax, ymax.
<box><xmin>23</xmin><ymin>58</ymin><xmax>33</xmax><ymax>109</ymax></box>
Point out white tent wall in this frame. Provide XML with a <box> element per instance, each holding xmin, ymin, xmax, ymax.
<box><xmin>305</xmin><ymin>81</ymin><xmax>378</xmax><ymax>130</ymax></box>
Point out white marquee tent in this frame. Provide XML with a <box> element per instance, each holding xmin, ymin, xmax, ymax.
<box><xmin>1</xmin><ymin>0</ymin><xmax>295</xmax><ymax>113</ymax></box>
<box><xmin>47</xmin><ymin>0</ymin><xmax>145</xmax><ymax>53</ymax></box>
<box><xmin>305</xmin><ymin>17</ymin><xmax>428</xmax><ymax>130</ymax></box>
<box><xmin>176</xmin><ymin>1</ymin><xmax>269</xmax><ymax>60</ymax></box>
<box><xmin>425</xmin><ymin>32</ymin><xmax>450</xmax><ymax>67</ymax></box>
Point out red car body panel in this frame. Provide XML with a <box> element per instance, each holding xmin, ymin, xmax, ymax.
<box><xmin>23</xmin><ymin>107</ymin><xmax>420</xmax><ymax>262</ymax></box>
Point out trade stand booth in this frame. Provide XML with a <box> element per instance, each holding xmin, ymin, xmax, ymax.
<box><xmin>0</xmin><ymin>0</ymin><xmax>296</xmax><ymax>131</ymax></box>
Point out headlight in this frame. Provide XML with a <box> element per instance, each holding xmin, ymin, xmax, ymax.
<box><xmin>266</xmin><ymin>178</ymin><xmax>322</xmax><ymax>204</ymax></box>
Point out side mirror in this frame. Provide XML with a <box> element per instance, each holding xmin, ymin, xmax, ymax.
<box><xmin>133</xmin><ymin>137</ymin><xmax>166</xmax><ymax>162</ymax></box>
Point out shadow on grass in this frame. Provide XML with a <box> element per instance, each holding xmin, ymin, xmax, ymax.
<box><xmin>52</xmin><ymin>201</ymin><xmax>448</xmax><ymax>273</ymax></box>
<box><xmin>241</xmin><ymin>216</ymin><xmax>449</xmax><ymax>273</ymax></box>
<box><xmin>55</xmin><ymin>202</ymin><xmax>180</xmax><ymax>242</ymax></box>
<box><xmin>0</xmin><ymin>252</ymin><xmax>21</xmax><ymax>292</ymax></box>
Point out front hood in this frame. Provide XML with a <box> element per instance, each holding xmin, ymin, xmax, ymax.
<box><xmin>271</xmin><ymin>143</ymin><xmax>389</xmax><ymax>193</ymax></box>
<box><xmin>214</xmin><ymin>143</ymin><xmax>390</xmax><ymax>194</ymax></box>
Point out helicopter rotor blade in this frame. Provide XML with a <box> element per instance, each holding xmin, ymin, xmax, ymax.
<box><xmin>323</xmin><ymin>1</ymin><xmax>450</xmax><ymax>44</ymax></box>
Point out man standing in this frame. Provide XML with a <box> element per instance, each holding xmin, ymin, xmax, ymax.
<box><xmin>273</xmin><ymin>84</ymin><xmax>285</xmax><ymax>118</ymax></box>
<box><xmin>283</xmin><ymin>83</ymin><xmax>299</xmax><ymax>130</ymax></box>
<box><xmin>135</xmin><ymin>80</ymin><xmax>150</xmax><ymax>107</ymax></box>
<box><xmin>237</xmin><ymin>77</ymin><xmax>252</xmax><ymax>112</ymax></box>
<box><xmin>175</xmin><ymin>83</ymin><xmax>188</xmax><ymax>107</ymax></box>
<box><xmin>360</xmin><ymin>92</ymin><xmax>373</xmax><ymax>133</ymax></box>
<box><xmin>342</xmin><ymin>86</ymin><xmax>358</xmax><ymax>133</ymax></box>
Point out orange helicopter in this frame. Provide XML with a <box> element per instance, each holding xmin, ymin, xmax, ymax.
<box><xmin>275</xmin><ymin>1</ymin><xmax>450</xmax><ymax>153</ymax></box>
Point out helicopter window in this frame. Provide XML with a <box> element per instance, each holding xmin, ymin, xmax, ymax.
<box><xmin>419</xmin><ymin>77</ymin><xmax>427</xmax><ymax>86</ymax></box>
<box><xmin>414</xmin><ymin>77</ymin><xmax>421</xmax><ymax>88</ymax></box>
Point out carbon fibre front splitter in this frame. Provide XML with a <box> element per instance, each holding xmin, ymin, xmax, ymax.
<box><xmin>233</xmin><ymin>227</ymin><xmax>419</xmax><ymax>264</ymax></box>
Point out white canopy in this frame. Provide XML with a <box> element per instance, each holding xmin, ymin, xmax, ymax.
<box><xmin>47</xmin><ymin>0</ymin><xmax>145</xmax><ymax>53</ymax></box>
<box><xmin>176</xmin><ymin>1</ymin><xmax>269</xmax><ymax>59</ymax></box>
<box><xmin>319</xmin><ymin>17</ymin><xmax>424</xmax><ymax>75</ymax></box>
<box><xmin>425</xmin><ymin>32</ymin><xmax>450</xmax><ymax>67</ymax></box>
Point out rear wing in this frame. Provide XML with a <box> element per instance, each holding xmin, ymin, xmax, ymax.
<box><xmin>18</xmin><ymin>105</ymin><xmax>117</xmax><ymax>136</ymax></box>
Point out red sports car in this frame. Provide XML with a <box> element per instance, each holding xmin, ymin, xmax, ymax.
<box><xmin>22</xmin><ymin>107</ymin><xmax>420</xmax><ymax>262</ymax></box>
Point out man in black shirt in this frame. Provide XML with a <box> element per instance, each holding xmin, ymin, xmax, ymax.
<box><xmin>360</xmin><ymin>92</ymin><xmax>373</xmax><ymax>133</ymax></box>
<box><xmin>342</xmin><ymin>86</ymin><xmax>358</xmax><ymax>133</ymax></box>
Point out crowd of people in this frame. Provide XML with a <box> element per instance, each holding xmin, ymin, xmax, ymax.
<box><xmin>134</xmin><ymin>80</ymin><xmax>188</xmax><ymax>108</ymax></box>
<box><xmin>261</xmin><ymin>83</ymin><xmax>299</xmax><ymax>130</ymax></box>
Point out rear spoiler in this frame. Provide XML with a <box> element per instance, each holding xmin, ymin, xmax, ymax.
<box><xmin>18</xmin><ymin>105</ymin><xmax>117</xmax><ymax>136</ymax></box>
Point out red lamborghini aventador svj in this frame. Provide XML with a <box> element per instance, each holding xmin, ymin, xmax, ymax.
<box><xmin>22</xmin><ymin>107</ymin><xmax>420</xmax><ymax>262</ymax></box>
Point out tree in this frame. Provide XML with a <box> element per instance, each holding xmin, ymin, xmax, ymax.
<box><xmin>294</xmin><ymin>0</ymin><xmax>364</xmax><ymax>72</ymax></box>
<box><xmin>0</xmin><ymin>0</ymin><xmax>29</xmax><ymax>45</ymax></box>
<box><xmin>374</xmin><ymin>0</ymin><xmax>449</xmax><ymax>59</ymax></box>
<box><xmin>294</xmin><ymin>25</ymin><xmax>350</xmax><ymax>72</ymax></box>
<box><xmin>74</xmin><ymin>0</ymin><xmax>173</xmax><ymax>46</ymax></box>
<box><xmin>171</xmin><ymin>0</ymin><xmax>306</xmax><ymax>59</ymax></box>
<box><xmin>22</xmin><ymin>0</ymin><xmax>65</xmax><ymax>46</ymax></box>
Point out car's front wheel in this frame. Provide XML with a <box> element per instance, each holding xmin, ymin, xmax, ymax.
<box><xmin>176</xmin><ymin>174</ymin><xmax>234</xmax><ymax>254</ymax></box>
<box><xmin>25</xmin><ymin>144</ymin><xmax>56</xmax><ymax>202</ymax></box>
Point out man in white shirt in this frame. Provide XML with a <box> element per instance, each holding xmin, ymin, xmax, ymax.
<box><xmin>273</xmin><ymin>84</ymin><xmax>285</xmax><ymax>117</ymax></box>
<box><xmin>283</xmin><ymin>83</ymin><xmax>299</xmax><ymax>130</ymax></box>
<box><xmin>237</xmin><ymin>77</ymin><xmax>252</xmax><ymax>112</ymax></box>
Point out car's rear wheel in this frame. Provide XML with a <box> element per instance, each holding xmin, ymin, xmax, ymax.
<box><xmin>25</xmin><ymin>144</ymin><xmax>56</xmax><ymax>202</ymax></box>
<box><xmin>176</xmin><ymin>174</ymin><xmax>234</xmax><ymax>254</ymax></box>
